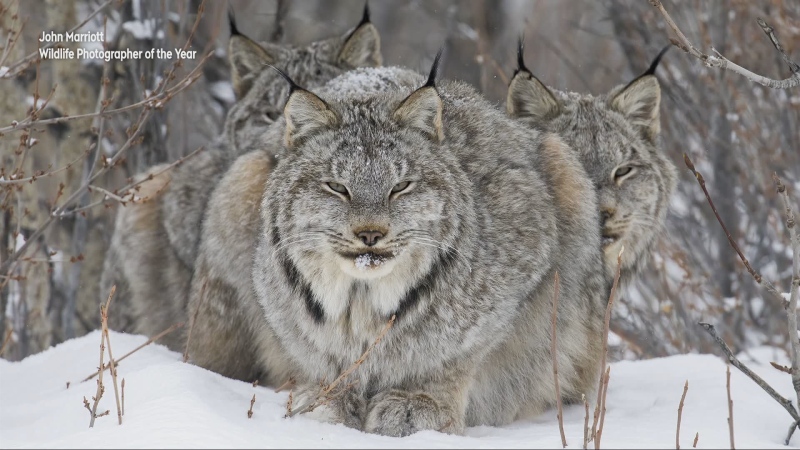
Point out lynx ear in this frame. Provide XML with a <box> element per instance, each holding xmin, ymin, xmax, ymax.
<box><xmin>338</xmin><ymin>4</ymin><xmax>382</xmax><ymax>68</ymax></box>
<box><xmin>506</xmin><ymin>40</ymin><xmax>560</xmax><ymax>121</ymax></box>
<box><xmin>228</xmin><ymin>11</ymin><xmax>277</xmax><ymax>99</ymax></box>
<box><xmin>610</xmin><ymin>75</ymin><xmax>661</xmax><ymax>142</ymax></box>
<box><xmin>610</xmin><ymin>46</ymin><xmax>669</xmax><ymax>142</ymax></box>
<box><xmin>393</xmin><ymin>50</ymin><xmax>444</xmax><ymax>142</ymax></box>
<box><xmin>284</xmin><ymin>88</ymin><xmax>340</xmax><ymax>149</ymax></box>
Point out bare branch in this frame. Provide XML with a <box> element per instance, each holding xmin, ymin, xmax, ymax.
<box><xmin>699</xmin><ymin>322</ymin><xmax>800</xmax><ymax>424</ymax></box>
<box><xmin>649</xmin><ymin>0</ymin><xmax>800</xmax><ymax>88</ymax></box>
<box><xmin>551</xmin><ymin>271</ymin><xmax>567</xmax><ymax>448</ymax></box>
<box><xmin>683</xmin><ymin>154</ymin><xmax>786</xmax><ymax>306</ymax></box>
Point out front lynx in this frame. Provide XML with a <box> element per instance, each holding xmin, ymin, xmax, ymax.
<box><xmin>233</xmin><ymin>57</ymin><xmax>606</xmax><ymax>435</ymax></box>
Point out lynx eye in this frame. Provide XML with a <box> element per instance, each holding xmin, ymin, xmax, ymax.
<box><xmin>391</xmin><ymin>181</ymin><xmax>412</xmax><ymax>195</ymax></box>
<box><xmin>613</xmin><ymin>166</ymin><xmax>634</xmax><ymax>179</ymax></box>
<box><xmin>326</xmin><ymin>182</ymin><xmax>350</xmax><ymax>197</ymax></box>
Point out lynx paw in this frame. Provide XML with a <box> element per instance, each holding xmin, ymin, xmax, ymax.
<box><xmin>364</xmin><ymin>390</ymin><xmax>462</xmax><ymax>437</ymax></box>
<box><xmin>292</xmin><ymin>385</ymin><xmax>364</xmax><ymax>430</ymax></box>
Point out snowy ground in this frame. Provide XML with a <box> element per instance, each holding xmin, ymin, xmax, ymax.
<box><xmin>0</xmin><ymin>331</ymin><xmax>797</xmax><ymax>449</ymax></box>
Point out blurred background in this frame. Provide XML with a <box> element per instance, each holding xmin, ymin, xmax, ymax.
<box><xmin>1</xmin><ymin>0</ymin><xmax>798</xmax><ymax>362</ymax></box>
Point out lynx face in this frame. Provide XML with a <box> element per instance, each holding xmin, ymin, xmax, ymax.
<box><xmin>507</xmin><ymin>49</ymin><xmax>677</xmax><ymax>282</ymax></box>
<box><xmin>264</xmin><ymin>86</ymin><xmax>467</xmax><ymax>318</ymax></box>
<box><xmin>225</xmin><ymin>11</ymin><xmax>382</xmax><ymax>153</ymax></box>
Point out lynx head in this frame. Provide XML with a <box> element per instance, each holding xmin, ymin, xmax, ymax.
<box><xmin>225</xmin><ymin>5</ymin><xmax>382</xmax><ymax>153</ymax></box>
<box><xmin>265</xmin><ymin>55</ymin><xmax>471</xmax><ymax>318</ymax></box>
<box><xmin>507</xmin><ymin>42</ymin><xmax>677</xmax><ymax>283</ymax></box>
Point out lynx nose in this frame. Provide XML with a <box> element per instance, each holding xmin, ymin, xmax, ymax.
<box><xmin>600</xmin><ymin>208</ymin><xmax>615</xmax><ymax>225</ymax></box>
<box><xmin>357</xmin><ymin>230</ymin><xmax>384</xmax><ymax>247</ymax></box>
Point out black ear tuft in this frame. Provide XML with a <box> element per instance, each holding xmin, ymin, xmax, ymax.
<box><xmin>360</xmin><ymin>2</ymin><xmax>371</xmax><ymax>27</ymax></box>
<box><xmin>425</xmin><ymin>47</ymin><xmax>445</xmax><ymax>88</ymax></box>
<box><xmin>515</xmin><ymin>35</ymin><xmax>529</xmax><ymax>77</ymax></box>
<box><xmin>228</xmin><ymin>4</ymin><xmax>240</xmax><ymax>37</ymax></box>
<box><xmin>643</xmin><ymin>45</ymin><xmax>670</xmax><ymax>76</ymax></box>
<box><xmin>267</xmin><ymin>64</ymin><xmax>304</xmax><ymax>95</ymax></box>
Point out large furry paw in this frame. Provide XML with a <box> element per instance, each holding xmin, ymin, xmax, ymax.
<box><xmin>364</xmin><ymin>390</ymin><xmax>462</xmax><ymax>437</ymax></box>
<box><xmin>292</xmin><ymin>385</ymin><xmax>365</xmax><ymax>430</ymax></box>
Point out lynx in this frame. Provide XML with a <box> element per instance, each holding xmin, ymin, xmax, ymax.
<box><xmin>190</xmin><ymin>53</ymin><xmax>606</xmax><ymax>435</ymax></box>
<box><xmin>507</xmin><ymin>42</ymin><xmax>678</xmax><ymax>286</ymax></box>
<box><xmin>100</xmin><ymin>8</ymin><xmax>382</xmax><ymax>350</ymax></box>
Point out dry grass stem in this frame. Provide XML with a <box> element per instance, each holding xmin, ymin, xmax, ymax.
<box><xmin>290</xmin><ymin>315</ymin><xmax>396</xmax><ymax>417</ymax></box>
<box><xmin>551</xmin><ymin>271</ymin><xmax>567</xmax><ymax>448</ymax></box>
<box><xmin>184</xmin><ymin>279</ymin><xmax>208</xmax><ymax>363</ymax></box>
<box><xmin>677</xmin><ymin>380</ymin><xmax>689</xmax><ymax>449</ymax></box>
<box><xmin>649</xmin><ymin>0</ymin><xmax>800</xmax><ymax>88</ymax></box>
<box><xmin>247</xmin><ymin>394</ymin><xmax>256</xmax><ymax>419</ymax></box>
<box><xmin>727</xmin><ymin>365</ymin><xmax>735</xmax><ymax>450</ymax></box>
<box><xmin>121</xmin><ymin>378</ymin><xmax>125</xmax><ymax>416</ymax></box>
<box><xmin>80</xmin><ymin>322</ymin><xmax>184</xmax><ymax>383</ymax></box>
<box><xmin>693</xmin><ymin>432</ymin><xmax>699</xmax><ymax>448</ymax></box>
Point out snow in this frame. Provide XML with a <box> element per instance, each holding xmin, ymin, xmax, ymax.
<box><xmin>0</xmin><ymin>331</ymin><xmax>797</xmax><ymax>449</ymax></box>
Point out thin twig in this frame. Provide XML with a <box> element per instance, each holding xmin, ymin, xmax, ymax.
<box><xmin>121</xmin><ymin>378</ymin><xmax>125</xmax><ymax>416</ymax></box>
<box><xmin>727</xmin><ymin>365</ymin><xmax>735</xmax><ymax>450</ymax></box>
<box><xmin>290</xmin><ymin>315</ymin><xmax>396</xmax><ymax>417</ymax></box>
<box><xmin>0</xmin><ymin>326</ymin><xmax>12</xmax><ymax>357</ymax></box>
<box><xmin>772</xmin><ymin>362</ymin><xmax>792</xmax><ymax>374</ymax></box>
<box><xmin>247</xmin><ymin>394</ymin><xmax>256</xmax><ymax>419</ymax></box>
<box><xmin>693</xmin><ymin>432</ymin><xmax>699</xmax><ymax>448</ymax></box>
<box><xmin>699</xmin><ymin>322</ymin><xmax>800</xmax><ymax>424</ymax></box>
<box><xmin>100</xmin><ymin>286</ymin><xmax>122</xmax><ymax>425</ymax></box>
<box><xmin>596</xmin><ymin>366</ymin><xmax>611</xmax><ymax>449</ymax></box>
<box><xmin>583</xmin><ymin>394</ymin><xmax>590</xmax><ymax>450</ymax></box>
<box><xmin>649</xmin><ymin>0</ymin><xmax>800</xmax><ymax>89</ymax></box>
<box><xmin>592</xmin><ymin>246</ymin><xmax>625</xmax><ymax>447</ymax></box>
<box><xmin>274</xmin><ymin>377</ymin><xmax>296</xmax><ymax>393</ymax></box>
<box><xmin>773</xmin><ymin>174</ymin><xmax>800</xmax><ymax>411</ymax></box>
<box><xmin>88</xmin><ymin>296</ymin><xmax>109</xmax><ymax>428</ymax></box>
<box><xmin>683</xmin><ymin>154</ymin><xmax>785</xmax><ymax>305</ymax></box>
<box><xmin>551</xmin><ymin>271</ymin><xmax>567</xmax><ymax>448</ymax></box>
<box><xmin>677</xmin><ymin>380</ymin><xmax>689</xmax><ymax>449</ymax></box>
<box><xmin>184</xmin><ymin>280</ymin><xmax>208</xmax><ymax>363</ymax></box>
<box><xmin>80</xmin><ymin>322</ymin><xmax>184</xmax><ymax>383</ymax></box>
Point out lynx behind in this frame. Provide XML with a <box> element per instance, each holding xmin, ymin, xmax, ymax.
<box><xmin>507</xmin><ymin>43</ymin><xmax>678</xmax><ymax>286</ymax></box>
<box><xmin>100</xmin><ymin>8</ymin><xmax>382</xmax><ymax>351</ymax></box>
